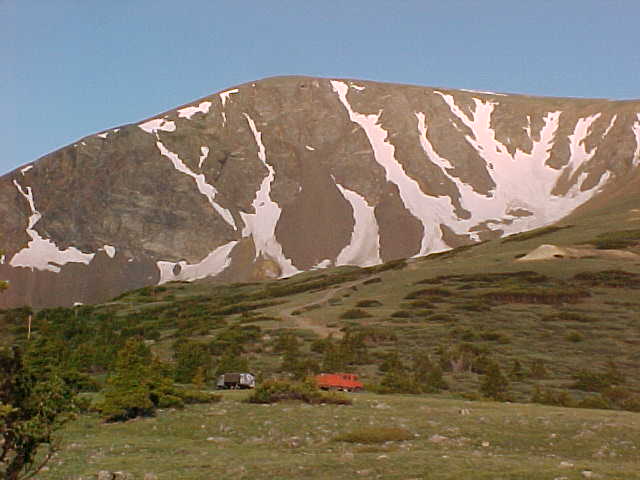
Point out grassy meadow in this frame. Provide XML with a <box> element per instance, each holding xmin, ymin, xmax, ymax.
<box><xmin>38</xmin><ymin>390</ymin><xmax>640</xmax><ymax>480</ymax></box>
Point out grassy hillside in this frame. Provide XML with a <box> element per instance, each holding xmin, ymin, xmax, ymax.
<box><xmin>37</xmin><ymin>391</ymin><xmax>640</xmax><ymax>479</ymax></box>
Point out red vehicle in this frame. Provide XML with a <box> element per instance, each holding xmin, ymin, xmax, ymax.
<box><xmin>315</xmin><ymin>373</ymin><xmax>363</xmax><ymax>392</ymax></box>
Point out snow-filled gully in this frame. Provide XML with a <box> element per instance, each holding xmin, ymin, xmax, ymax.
<box><xmin>241</xmin><ymin>114</ymin><xmax>300</xmax><ymax>277</ymax></box>
<box><xmin>332</xmin><ymin>80</ymin><xmax>619</xmax><ymax>256</ymax></box>
<box><xmin>433</xmin><ymin>91</ymin><xmax>613</xmax><ymax>234</ymax></box>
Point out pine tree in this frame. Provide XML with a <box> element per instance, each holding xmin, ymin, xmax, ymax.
<box><xmin>99</xmin><ymin>337</ymin><xmax>155</xmax><ymax>421</ymax></box>
<box><xmin>480</xmin><ymin>361</ymin><xmax>510</xmax><ymax>401</ymax></box>
<box><xmin>321</xmin><ymin>339</ymin><xmax>346</xmax><ymax>372</ymax></box>
<box><xmin>1</xmin><ymin>347</ymin><xmax>78</xmax><ymax>480</ymax></box>
<box><xmin>215</xmin><ymin>348</ymin><xmax>249</xmax><ymax>376</ymax></box>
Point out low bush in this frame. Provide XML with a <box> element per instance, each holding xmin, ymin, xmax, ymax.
<box><xmin>404</xmin><ymin>288</ymin><xmax>452</xmax><ymax>300</ymax></box>
<box><xmin>356</xmin><ymin>299</ymin><xmax>383</xmax><ymax>308</ymax></box>
<box><xmin>542</xmin><ymin>311</ymin><xmax>594</xmax><ymax>322</ymax></box>
<box><xmin>590</xmin><ymin>229</ymin><xmax>640</xmax><ymax>249</ymax></box>
<box><xmin>246</xmin><ymin>379</ymin><xmax>352</xmax><ymax>405</ymax></box>
<box><xmin>427</xmin><ymin>313</ymin><xmax>455</xmax><ymax>322</ymax></box>
<box><xmin>478</xmin><ymin>331</ymin><xmax>510</xmax><ymax>343</ymax></box>
<box><xmin>565</xmin><ymin>331</ymin><xmax>584</xmax><ymax>343</ymax></box>
<box><xmin>573</xmin><ymin>270</ymin><xmax>640</xmax><ymax>288</ymax></box>
<box><xmin>530</xmin><ymin>386</ymin><xmax>575</xmax><ymax>407</ymax></box>
<box><xmin>174</xmin><ymin>388</ymin><xmax>222</xmax><ymax>404</ymax></box>
<box><xmin>334</xmin><ymin>426</ymin><xmax>413</xmax><ymax>444</ymax></box>
<box><xmin>501</xmin><ymin>225</ymin><xmax>570</xmax><ymax>243</ymax></box>
<box><xmin>340</xmin><ymin>308</ymin><xmax>372</xmax><ymax>319</ymax></box>
<box><xmin>407</xmin><ymin>300</ymin><xmax>435</xmax><ymax>309</ymax></box>
<box><xmin>572</xmin><ymin>365</ymin><xmax>625</xmax><ymax>392</ymax></box>
<box><xmin>577</xmin><ymin>394</ymin><xmax>611</xmax><ymax>410</ymax></box>
<box><xmin>482</xmin><ymin>286</ymin><xmax>589</xmax><ymax>304</ymax></box>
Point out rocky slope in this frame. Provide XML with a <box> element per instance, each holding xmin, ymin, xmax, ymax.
<box><xmin>1</xmin><ymin>76</ymin><xmax>639</xmax><ymax>307</ymax></box>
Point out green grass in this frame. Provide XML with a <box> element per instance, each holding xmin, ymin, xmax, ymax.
<box><xmin>36</xmin><ymin>391</ymin><xmax>640</xmax><ymax>480</ymax></box>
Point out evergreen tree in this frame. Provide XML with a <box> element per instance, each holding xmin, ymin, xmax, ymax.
<box><xmin>321</xmin><ymin>339</ymin><xmax>346</xmax><ymax>372</ymax></box>
<box><xmin>99</xmin><ymin>337</ymin><xmax>155</xmax><ymax>421</ymax></box>
<box><xmin>480</xmin><ymin>361</ymin><xmax>510</xmax><ymax>401</ymax></box>
<box><xmin>412</xmin><ymin>352</ymin><xmax>448</xmax><ymax>393</ymax></box>
<box><xmin>1</xmin><ymin>347</ymin><xmax>78</xmax><ymax>480</ymax></box>
<box><xmin>215</xmin><ymin>348</ymin><xmax>249</xmax><ymax>376</ymax></box>
<box><xmin>173</xmin><ymin>340</ymin><xmax>211</xmax><ymax>384</ymax></box>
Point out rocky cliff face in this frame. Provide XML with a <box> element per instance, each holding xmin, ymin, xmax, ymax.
<box><xmin>2</xmin><ymin>76</ymin><xmax>639</xmax><ymax>307</ymax></box>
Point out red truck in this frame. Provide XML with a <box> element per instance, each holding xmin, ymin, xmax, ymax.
<box><xmin>315</xmin><ymin>373</ymin><xmax>364</xmax><ymax>392</ymax></box>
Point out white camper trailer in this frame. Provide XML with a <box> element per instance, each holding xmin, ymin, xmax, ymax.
<box><xmin>216</xmin><ymin>372</ymin><xmax>256</xmax><ymax>389</ymax></box>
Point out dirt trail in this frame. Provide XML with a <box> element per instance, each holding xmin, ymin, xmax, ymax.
<box><xmin>278</xmin><ymin>276</ymin><xmax>377</xmax><ymax>338</ymax></box>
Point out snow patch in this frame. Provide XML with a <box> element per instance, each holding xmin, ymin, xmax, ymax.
<box><xmin>602</xmin><ymin>115</ymin><xmax>617</xmax><ymax>139</ymax></box>
<box><xmin>20</xmin><ymin>165</ymin><xmax>33</xmax><ymax>175</ymax></box>
<box><xmin>312</xmin><ymin>259</ymin><xmax>332</xmax><ymax>270</ymax></box>
<box><xmin>219</xmin><ymin>88</ymin><xmax>239</xmax><ymax>107</ymax></box>
<box><xmin>332</xmin><ymin>80</ymin><xmax>449</xmax><ymax>255</ymax></box>
<box><xmin>241</xmin><ymin>114</ymin><xmax>300</xmax><ymax>277</ymax></box>
<box><xmin>305</xmin><ymin>145</ymin><xmax>315</xmax><ymax>151</ymax></box>
<box><xmin>97</xmin><ymin>132</ymin><xmax>109</xmax><ymax>139</ymax></box>
<box><xmin>565</xmin><ymin>113</ymin><xmax>601</xmax><ymax>178</ymax></box>
<box><xmin>351</xmin><ymin>84</ymin><xmax>366</xmax><ymax>91</ymax></box>
<box><xmin>199</xmin><ymin>146</ymin><xmax>210</xmax><ymax>169</ymax></box>
<box><xmin>102</xmin><ymin>245</ymin><xmax>116</xmax><ymax>258</ymax></box>
<box><xmin>633</xmin><ymin>114</ymin><xmax>640</xmax><ymax>167</ymax></box>
<box><xmin>139</xmin><ymin>118</ymin><xmax>176</xmax><ymax>134</ymax></box>
<box><xmin>432</xmin><ymin>91</ymin><xmax>612</xmax><ymax>236</ymax></box>
<box><xmin>156</xmin><ymin>141</ymin><xmax>236</xmax><ymax>230</ymax></box>
<box><xmin>178</xmin><ymin>101</ymin><xmax>212</xmax><ymax>119</ymax></box>
<box><xmin>458</xmin><ymin>88</ymin><xmax>507</xmax><ymax>96</ymax></box>
<box><xmin>10</xmin><ymin>180</ymin><xmax>95</xmax><ymax>272</ymax></box>
<box><xmin>157</xmin><ymin>241</ymin><xmax>238</xmax><ymax>284</ymax></box>
<box><xmin>335</xmin><ymin>183</ymin><xmax>382</xmax><ymax>267</ymax></box>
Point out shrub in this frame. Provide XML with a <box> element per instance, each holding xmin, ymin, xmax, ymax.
<box><xmin>501</xmin><ymin>225</ymin><xmax>570</xmax><ymax>243</ymax></box>
<box><xmin>542</xmin><ymin>311</ymin><xmax>594</xmax><ymax>322</ymax></box>
<box><xmin>334</xmin><ymin>427</ymin><xmax>413</xmax><ymax>444</ymax></box>
<box><xmin>404</xmin><ymin>288</ymin><xmax>452</xmax><ymax>300</ymax></box>
<box><xmin>480</xmin><ymin>362</ymin><xmax>510</xmax><ymax>401</ymax></box>
<box><xmin>479</xmin><ymin>331</ymin><xmax>510</xmax><ymax>343</ymax></box>
<box><xmin>530</xmin><ymin>359</ymin><xmax>548</xmax><ymax>379</ymax></box>
<box><xmin>246</xmin><ymin>379</ymin><xmax>351</xmax><ymax>405</ymax></box>
<box><xmin>590</xmin><ymin>229</ymin><xmax>640</xmax><ymax>249</ymax></box>
<box><xmin>428</xmin><ymin>313</ymin><xmax>455</xmax><ymax>322</ymax></box>
<box><xmin>572</xmin><ymin>364</ymin><xmax>625</xmax><ymax>392</ymax></box>
<box><xmin>577</xmin><ymin>394</ymin><xmax>611</xmax><ymax>410</ymax></box>
<box><xmin>482</xmin><ymin>286</ymin><xmax>589</xmax><ymax>304</ymax></box>
<box><xmin>408</xmin><ymin>300</ymin><xmax>435</xmax><ymax>309</ymax></box>
<box><xmin>1</xmin><ymin>347</ymin><xmax>79</xmax><ymax>480</ymax></box>
<box><xmin>565</xmin><ymin>331</ymin><xmax>584</xmax><ymax>343</ymax></box>
<box><xmin>391</xmin><ymin>310</ymin><xmax>412</xmax><ymax>318</ymax></box>
<box><xmin>573</xmin><ymin>270</ymin><xmax>640</xmax><ymax>288</ymax></box>
<box><xmin>457</xmin><ymin>301</ymin><xmax>492</xmax><ymax>312</ymax></box>
<box><xmin>356</xmin><ymin>299</ymin><xmax>383</xmax><ymax>308</ymax></box>
<box><xmin>531</xmin><ymin>386</ymin><xmax>575</xmax><ymax>407</ymax></box>
<box><xmin>340</xmin><ymin>309</ymin><xmax>372</xmax><ymax>319</ymax></box>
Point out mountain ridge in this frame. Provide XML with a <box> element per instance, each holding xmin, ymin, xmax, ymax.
<box><xmin>1</xmin><ymin>75</ymin><xmax>639</xmax><ymax>308</ymax></box>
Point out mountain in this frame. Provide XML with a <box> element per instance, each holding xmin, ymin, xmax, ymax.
<box><xmin>1</xmin><ymin>76</ymin><xmax>639</xmax><ymax>308</ymax></box>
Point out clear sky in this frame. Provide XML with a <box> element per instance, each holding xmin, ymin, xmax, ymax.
<box><xmin>2</xmin><ymin>0</ymin><xmax>639</xmax><ymax>175</ymax></box>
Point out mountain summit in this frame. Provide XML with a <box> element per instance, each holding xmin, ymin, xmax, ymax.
<box><xmin>2</xmin><ymin>76</ymin><xmax>639</xmax><ymax>307</ymax></box>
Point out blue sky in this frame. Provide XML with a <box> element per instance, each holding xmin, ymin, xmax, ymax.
<box><xmin>2</xmin><ymin>0</ymin><xmax>639</xmax><ymax>175</ymax></box>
